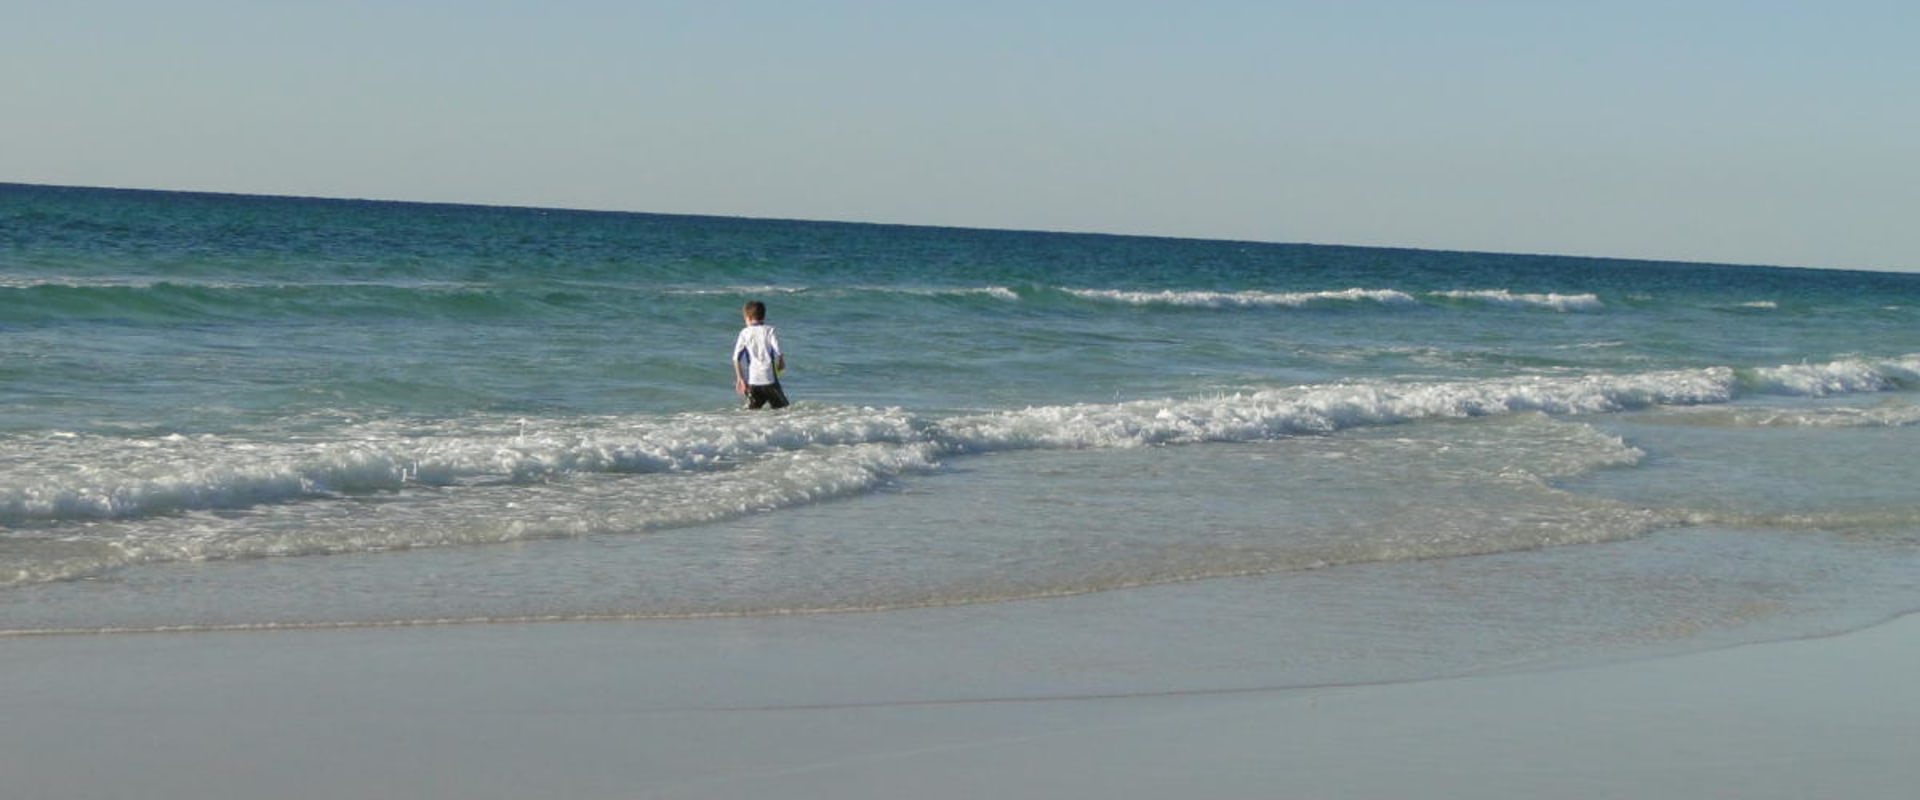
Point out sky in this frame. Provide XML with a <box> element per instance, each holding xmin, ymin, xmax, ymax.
<box><xmin>4</xmin><ymin>0</ymin><xmax>1915</xmax><ymax>272</ymax></box>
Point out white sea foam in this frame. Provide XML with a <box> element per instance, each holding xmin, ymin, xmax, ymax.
<box><xmin>0</xmin><ymin>277</ymin><xmax>149</xmax><ymax>289</ymax></box>
<box><xmin>662</xmin><ymin>285</ymin><xmax>1020</xmax><ymax>301</ymax></box>
<box><xmin>1430</xmin><ymin>289</ymin><xmax>1605</xmax><ymax>311</ymax></box>
<box><xmin>936</xmin><ymin>367</ymin><xmax>1737</xmax><ymax>452</ymax></box>
<box><xmin>1744</xmin><ymin>357</ymin><xmax>1918</xmax><ymax>396</ymax></box>
<box><xmin>663</xmin><ymin>284</ymin><xmax>812</xmax><ymax>297</ymax></box>
<box><xmin>1667</xmin><ymin>402</ymin><xmax>1920</xmax><ymax>429</ymax></box>
<box><xmin>1067</xmin><ymin>287</ymin><xmax>1419</xmax><ymax>307</ymax></box>
<box><xmin>970</xmin><ymin>286</ymin><xmax>1021</xmax><ymax>301</ymax></box>
<box><xmin>882</xmin><ymin>285</ymin><xmax>1021</xmax><ymax>300</ymax></box>
<box><xmin>0</xmin><ymin>409</ymin><xmax>931</xmax><ymax>525</ymax></box>
<box><xmin>1064</xmin><ymin>286</ymin><xmax>1607</xmax><ymax>311</ymax></box>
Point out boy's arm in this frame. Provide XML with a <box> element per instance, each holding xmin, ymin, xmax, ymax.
<box><xmin>731</xmin><ymin>335</ymin><xmax>748</xmax><ymax>394</ymax></box>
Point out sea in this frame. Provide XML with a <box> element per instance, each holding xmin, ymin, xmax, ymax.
<box><xmin>4</xmin><ymin>182</ymin><xmax>1918</xmax><ymax>687</ymax></box>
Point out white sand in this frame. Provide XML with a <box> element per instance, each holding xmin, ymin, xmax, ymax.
<box><xmin>3</xmin><ymin>605</ymin><xmax>1917</xmax><ymax>799</ymax></box>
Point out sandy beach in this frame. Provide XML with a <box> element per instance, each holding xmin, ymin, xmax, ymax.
<box><xmin>5</xmin><ymin>588</ymin><xmax>1915</xmax><ymax>800</ymax></box>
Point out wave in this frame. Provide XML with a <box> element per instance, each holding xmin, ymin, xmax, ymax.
<box><xmin>3</xmin><ymin>354</ymin><xmax>1914</xmax><ymax>587</ymax></box>
<box><xmin>1063</xmin><ymin>287</ymin><xmax>1419</xmax><ymax>308</ymax></box>
<box><xmin>1744</xmin><ymin>358</ymin><xmax>1918</xmax><ymax>395</ymax></box>
<box><xmin>0</xmin><ymin>281</ymin><xmax>1592</xmax><ymax>321</ymax></box>
<box><xmin>0</xmin><ymin>280</ymin><xmax>1033</xmax><ymax>326</ymax></box>
<box><xmin>0</xmin><ymin>280</ymin><xmax>577</xmax><ymax>324</ymax></box>
<box><xmin>1065</xmin><ymin>286</ymin><xmax>1603</xmax><ymax>312</ymax></box>
<box><xmin>0</xmin><ymin>417</ymin><xmax>946</xmax><ymax>587</ymax></box>
<box><xmin>893</xmin><ymin>285</ymin><xmax>1021</xmax><ymax>301</ymax></box>
<box><xmin>6</xmin><ymin>354</ymin><xmax>1914</xmax><ymax>525</ymax></box>
<box><xmin>1429</xmin><ymin>289</ymin><xmax>1606</xmax><ymax>312</ymax></box>
<box><xmin>9</xmin><ymin>280</ymin><xmax>1795</xmax><ymax>329</ymax></box>
<box><xmin>741</xmin><ymin>285</ymin><xmax>1022</xmax><ymax>299</ymax></box>
<box><xmin>1650</xmin><ymin>399</ymin><xmax>1920</xmax><ymax>429</ymax></box>
<box><xmin>0</xmin><ymin>411</ymin><xmax>932</xmax><ymax>524</ymax></box>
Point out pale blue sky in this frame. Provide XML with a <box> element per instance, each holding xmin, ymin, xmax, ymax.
<box><xmin>5</xmin><ymin>1</ymin><xmax>1915</xmax><ymax>271</ymax></box>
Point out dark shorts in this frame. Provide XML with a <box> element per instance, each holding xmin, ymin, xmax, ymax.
<box><xmin>745</xmin><ymin>381</ymin><xmax>789</xmax><ymax>410</ymax></box>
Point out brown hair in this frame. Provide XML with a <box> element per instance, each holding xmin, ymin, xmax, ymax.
<box><xmin>742</xmin><ymin>300</ymin><xmax>767</xmax><ymax>321</ymax></box>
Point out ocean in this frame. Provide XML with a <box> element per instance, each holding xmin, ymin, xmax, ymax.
<box><xmin>4</xmin><ymin>182</ymin><xmax>1917</xmax><ymax>684</ymax></box>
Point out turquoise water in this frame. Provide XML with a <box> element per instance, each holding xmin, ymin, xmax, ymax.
<box><xmin>3</xmin><ymin>183</ymin><xmax>1918</xmax><ymax>669</ymax></box>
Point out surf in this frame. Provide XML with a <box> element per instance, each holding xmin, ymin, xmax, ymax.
<box><xmin>2</xmin><ymin>355</ymin><xmax>1913</xmax><ymax>589</ymax></box>
<box><xmin>6</xmin><ymin>355</ymin><xmax>1915</xmax><ymax>525</ymax></box>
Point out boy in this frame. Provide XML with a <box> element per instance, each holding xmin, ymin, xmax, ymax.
<box><xmin>732</xmin><ymin>300</ymin><xmax>789</xmax><ymax>409</ymax></box>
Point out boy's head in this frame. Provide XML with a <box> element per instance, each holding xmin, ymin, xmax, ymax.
<box><xmin>742</xmin><ymin>300</ymin><xmax>767</xmax><ymax>322</ymax></box>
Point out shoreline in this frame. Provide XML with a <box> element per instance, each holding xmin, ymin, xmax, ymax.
<box><xmin>4</xmin><ymin>595</ymin><xmax>1915</xmax><ymax>799</ymax></box>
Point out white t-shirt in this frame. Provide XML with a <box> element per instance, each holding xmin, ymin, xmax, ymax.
<box><xmin>732</xmin><ymin>323</ymin><xmax>782</xmax><ymax>386</ymax></box>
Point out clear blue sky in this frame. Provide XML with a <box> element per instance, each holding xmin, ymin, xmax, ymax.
<box><xmin>5</xmin><ymin>1</ymin><xmax>1915</xmax><ymax>271</ymax></box>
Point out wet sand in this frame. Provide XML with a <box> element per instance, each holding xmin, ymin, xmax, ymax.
<box><xmin>3</xmin><ymin>598</ymin><xmax>1915</xmax><ymax>800</ymax></box>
